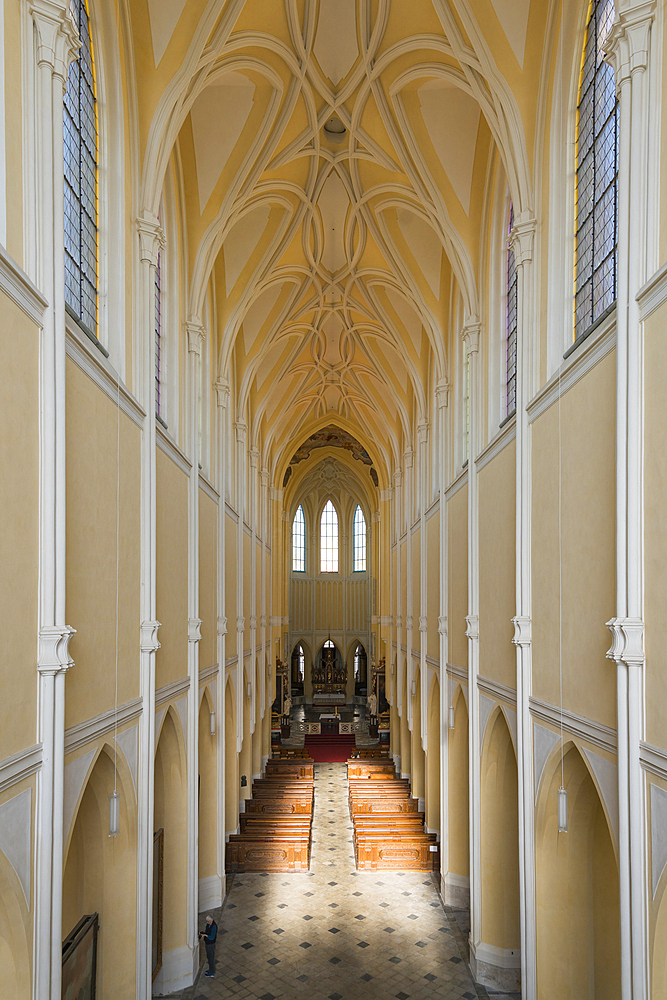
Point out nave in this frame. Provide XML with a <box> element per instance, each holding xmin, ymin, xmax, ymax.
<box><xmin>173</xmin><ymin>765</ymin><xmax>518</xmax><ymax>1000</ymax></box>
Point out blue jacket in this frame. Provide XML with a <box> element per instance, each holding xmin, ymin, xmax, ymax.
<box><xmin>204</xmin><ymin>921</ymin><xmax>217</xmax><ymax>943</ymax></box>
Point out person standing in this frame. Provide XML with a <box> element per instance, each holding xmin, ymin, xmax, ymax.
<box><xmin>199</xmin><ymin>915</ymin><xmax>218</xmax><ymax>977</ymax></box>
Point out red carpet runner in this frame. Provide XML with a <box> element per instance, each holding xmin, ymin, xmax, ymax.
<box><xmin>304</xmin><ymin>734</ymin><xmax>356</xmax><ymax>763</ymax></box>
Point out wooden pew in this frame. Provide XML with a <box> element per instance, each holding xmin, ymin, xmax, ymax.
<box><xmin>240</xmin><ymin>815</ymin><xmax>312</xmax><ymax>836</ymax></box>
<box><xmin>244</xmin><ymin>797</ymin><xmax>312</xmax><ymax>815</ymax></box>
<box><xmin>347</xmin><ymin>761</ymin><xmax>396</xmax><ymax>778</ymax></box>
<box><xmin>265</xmin><ymin>760</ymin><xmax>314</xmax><ymax>779</ymax></box>
<box><xmin>354</xmin><ymin>832</ymin><xmax>439</xmax><ymax>871</ymax></box>
<box><xmin>349</xmin><ymin>796</ymin><xmax>420</xmax><ymax>815</ymax></box>
<box><xmin>225</xmin><ymin>833</ymin><xmax>311</xmax><ymax>873</ymax></box>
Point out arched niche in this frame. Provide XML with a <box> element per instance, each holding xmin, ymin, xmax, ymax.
<box><xmin>153</xmin><ymin>710</ymin><xmax>187</xmax><ymax>963</ymax></box>
<box><xmin>62</xmin><ymin>744</ymin><xmax>137</xmax><ymax>997</ymax></box>
<box><xmin>535</xmin><ymin>743</ymin><xmax>621</xmax><ymax>1000</ymax></box>
<box><xmin>198</xmin><ymin>688</ymin><xmax>217</xmax><ymax>888</ymax></box>
<box><xmin>426</xmin><ymin>673</ymin><xmax>441</xmax><ymax>833</ymax></box>
<box><xmin>0</xmin><ymin>849</ymin><xmax>30</xmax><ymax>1000</ymax></box>
<box><xmin>479</xmin><ymin>709</ymin><xmax>520</xmax><ymax>970</ymax></box>
<box><xmin>224</xmin><ymin>677</ymin><xmax>238</xmax><ymax>834</ymax></box>
<box><xmin>448</xmin><ymin>685</ymin><xmax>469</xmax><ymax>891</ymax></box>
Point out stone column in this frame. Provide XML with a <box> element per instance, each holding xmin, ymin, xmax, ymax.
<box><xmin>435</xmin><ymin>380</ymin><xmax>449</xmax><ymax>901</ymax></box>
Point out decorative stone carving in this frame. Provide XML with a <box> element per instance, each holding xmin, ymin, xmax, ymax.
<box><xmin>140</xmin><ymin>620</ymin><xmax>161</xmax><ymax>653</ymax></box>
<box><xmin>37</xmin><ymin>624</ymin><xmax>76</xmax><ymax>674</ymax></box>
<box><xmin>511</xmin><ymin>615</ymin><xmax>532</xmax><ymax>648</ymax></box>
<box><xmin>188</xmin><ymin>618</ymin><xmax>202</xmax><ymax>642</ymax></box>
<box><xmin>606</xmin><ymin>617</ymin><xmax>645</xmax><ymax>667</ymax></box>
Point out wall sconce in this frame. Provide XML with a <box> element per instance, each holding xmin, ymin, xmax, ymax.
<box><xmin>240</xmin><ymin>774</ymin><xmax>247</xmax><ymax>787</ymax></box>
<box><xmin>558</xmin><ymin>786</ymin><xmax>568</xmax><ymax>833</ymax></box>
<box><xmin>411</xmin><ymin>680</ymin><xmax>416</xmax><ymax>698</ymax></box>
<box><xmin>390</xmin><ymin>662</ymin><xmax>394</xmax><ymax>676</ymax></box>
<box><xmin>268</xmin><ymin>664</ymin><xmax>272</xmax><ymax>677</ymax></box>
<box><xmin>109</xmin><ymin>790</ymin><xmax>120</xmax><ymax>837</ymax></box>
<box><xmin>210</xmin><ymin>711</ymin><xmax>216</xmax><ymax>736</ymax></box>
<box><xmin>247</xmin><ymin>682</ymin><xmax>252</xmax><ymax>699</ymax></box>
<box><xmin>448</xmin><ymin>705</ymin><xmax>455</xmax><ymax>729</ymax></box>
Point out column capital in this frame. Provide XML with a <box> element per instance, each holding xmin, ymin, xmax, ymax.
<box><xmin>249</xmin><ymin>448</ymin><xmax>260</xmax><ymax>469</ymax></box>
<box><xmin>605</xmin><ymin>2</ymin><xmax>655</xmax><ymax>84</ymax></box>
<box><xmin>436</xmin><ymin>381</ymin><xmax>450</xmax><ymax>408</ymax></box>
<box><xmin>215</xmin><ymin>377</ymin><xmax>230</xmax><ymax>408</ymax></box>
<box><xmin>606</xmin><ymin>617</ymin><xmax>645</xmax><ymax>666</ymax></box>
<box><xmin>140</xmin><ymin>620</ymin><xmax>162</xmax><ymax>653</ymax></box>
<box><xmin>405</xmin><ymin>615</ymin><xmax>414</xmax><ymax>631</ymax></box>
<box><xmin>395</xmin><ymin>615</ymin><xmax>403</xmax><ymax>629</ymax></box>
<box><xmin>419</xmin><ymin>616</ymin><xmax>428</xmax><ymax>633</ymax></box>
<box><xmin>372</xmin><ymin>510</ymin><xmax>381</xmax><ymax>523</ymax></box>
<box><xmin>465</xmin><ymin>614</ymin><xmax>479</xmax><ymax>640</ymax></box>
<box><xmin>438</xmin><ymin>615</ymin><xmax>448</xmax><ymax>636</ymax></box>
<box><xmin>508</xmin><ymin>214</ymin><xmax>536</xmax><ymax>266</ymax></box>
<box><xmin>393</xmin><ymin>469</ymin><xmax>403</xmax><ymax>485</ymax></box>
<box><xmin>37</xmin><ymin>624</ymin><xmax>76</xmax><ymax>675</ymax></box>
<box><xmin>270</xmin><ymin>486</ymin><xmax>283</xmax><ymax>502</ymax></box>
<box><xmin>511</xmin><ymin>615</ymin><xmax>532</xmax><ymax>648</ymax></box>
<box><xmin>404</xmin><ymin>448</ymin><xmax>414</xmax><ymax>469</ymax></box>
<box><xmin>217</xmin><ymin>616</ymin><xmax>228</xmax><ymax>636</ymax></box>
<box><xmin>462</xmin><ymin>322</ymin><xmax>481</xmax><ymax>355</ymax></box>
<box><xmin>380</xmin><ymin>487</ymin><xmax>392</xmax><ymax>502</ymax></box>
<box><xmin>259</xmin><ymin>615</ymin><xmax>267</xmax><ymax>629</ymax></box>
<box><xmin>136</xmin><ymin>213</ymin><xmax>165</xmax><ymax>267</ymax></box>
<box><xmin>188</xmin><ymin>618</ymin><xmax>202</xmax><ymax>643</ymax></box>
<box><xmin>235</xmin><ymin>421</ymin><xmax>247</xmax><ymax>444</ymax></box>
<box><xmin>236</xmin><ymin>616</ymin><xmax>246</xmax><ymax>633</ymax></box>
<box><xmin>29</xmin><ymin>0</ymin><xmax>80</xmax><ymax>85</ymax></box>
<box><xmin>417</xmin><ymin>421</ymin><xmax>429</xmax><ymax>445</ymax></box>
<box><xmin>186</xmin><ymin>320</ymin><xmax>206</xmax><ymax>356</ymax></box>
<box><xmin>260</xmin><ymin>467</ymin><xmax>269</xmax><ymax>486</ymax></box>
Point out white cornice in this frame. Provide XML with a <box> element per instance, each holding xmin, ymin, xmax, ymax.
<box><xmin>198</xmin><ymin>473</ymin><xmax>220</xmax><ymax>504</ymax></box>
<box><xmin>199</xmin><ymin>663</ymin><xmax>219</xmax><ymax>685</ymax></box>
<box><xmin>529</xmin><ymin>696</ymin><xmax>617</xmax><ymax>753</ymax></box>
<box><xmin>445</xmin><ymin>467</ymin><xmax>468</xmax><ymax>502</ymax></box>
<box><xmin>446</xmin><ymin>663</ymin><xmax>468</xmax><ymax>685</ymax></box>
<box><xmin>0</xmin><ymin>244</ymin><xmax>47</xmax><ymax>325</ymax></box>
<box><xmin>0</xmin><ymin>743</ymin><xmax>42</xmax><ymax>795</ymax></box>
<box><xmin>640</xmin><ymin>741</ymin><xmax>667</xmax><ymax>780</ymax></box>
<box><xmin>64</xmin><ymin>698</ymin><xmax>143</xmax><ymax>755</ymax></box>
<box><xmin>527</xmin><ymin>312</ymin><xmax>616</xmax><ymax>425</ymax></box>
<box><xmin>425</xmin><ymin>497</ymin><xmax>439</xmax><ymax>521</ymax></box>
<box><xmin>637</xmin><ymin>260</ymin><xmax>667</xmax><ymax>321</ymax></box>
<box><xmin>225</xmin><ymin>501</ymin><xmax>239</xmax><ymax>522</ymax></box>
<box><xmin>155</xmin><ymin>676</ymin><xmax>190</xmax><ymax>707</ymax></box>
<box><xmin>477</xmin><ymin>675</ymin><xmax>517</xmax><ymax>706</ymax></box>
<box><xmin>225</xmin><ymin>655</ymin><xmax>239</xmax><ymax>670</ymax></box>
<box><xmin>476</xmin><ymin>417</ymin><xmax>516</xmax><ymax>472</ymax></box>
<box><xmin>65</xmin><ymin>321</ymin><xmax>145</xmax><ymax>428</ymax></box>
<box><xmin>156</xmin><ymin>424</ymin><xmax>192</xmax><ymax>476</ymax></box>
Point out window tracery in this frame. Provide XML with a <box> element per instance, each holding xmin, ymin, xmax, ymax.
<box><xmin>292</xmin><ymin>505</ymin><xmax>305</xmax><ymax>572</ymax></box>
<box><xmin>64</xmin><ymin>0</ymin><xmax>98</xmax><ymax>336</ymax></box>
<box><xmin>353</xmin><ymin>505</ymin><xmax>366</xmax><ymax>572</ymax></box>
<box><xmin>320</xmin><ymin>500</ymin><xmax>338</xmax><ymax>573</ymax></box>
<box><xmin>575</xmin><ymin>0</ymin><xmax>618</xmax><ymax>340</ymax></box>
<box><xmin>506</xmin><ymin>202</ymin><xmax>517</xmax><ymax>418</ymax></box>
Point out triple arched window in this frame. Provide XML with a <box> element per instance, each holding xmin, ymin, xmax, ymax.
<box><xmin>292</xmin><ymin>501</ymin><xmax>368</xmax><ymax>573</ymax></box>
<box><xmin>64</xmin><ymin>0</ymin><xmax>98</xmax><ymax>337</ymax></box>
<box><xmin>575</xmin><ymin>0</ymin><xmax>618</xmax><ymax>340</ymax></box>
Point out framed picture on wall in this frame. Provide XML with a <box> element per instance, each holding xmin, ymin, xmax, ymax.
<box><xmin>152</xmin><ymin>828</ymin><xmax>164</xmax><ymax>982</ymax></box>
<box><xmin>62</xmin><ymin>912</ymin><xmax>99</xmax><ymax>1000</ymax></box>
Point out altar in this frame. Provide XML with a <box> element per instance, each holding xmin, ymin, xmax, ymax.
<box><xmin>313</xmin><ymin>691</ymin><xmax>346</xmax><ymax>706</ymax></box>
<box><xmin>312</xmin><ymin>640</ymin><xmax>347</xmax><ymax>705</ymax></box>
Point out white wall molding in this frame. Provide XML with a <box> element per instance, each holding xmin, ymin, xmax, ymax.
<box><xmin>64</xmin><ymin>697</ymin><xmax>143</xmax><ymax>755</ymax></box>
<box><xmin>445</xmin><ymin>466</ymin><xmax>468</xmax><ymax>501</ymax></box>
<box><xmin>0</xmin><ymin>242</ymin><xmax>47</xmax><ymax>325</ymax></box>
<box><xmin>65</xmin><ymin>320</ymin><xmax>145</xmax><ymax>427</ymax></box>
<box><xmin>199</xmin><ymin>663</ymin><xmax>219</xmax><ymax>685</ymax></box>
<box><xmin>640</xmin><ymin>741</ymin><xmax>667</xmax><ymax>780</ymax></box>
<box><xmin>529</xmin><ymin>696</ymin><xmax>617</xmax><ymax>754</ymax></box>
<box><xmin>198</xmin><ymin>472</ymin><xmax>219</xmax><ymax>503</ymax></box>
<box><xmin>475</xmin><ymin>417</ymin><xmax>516</xmax><ymax>472</ymax></box>
<box><xmin>155</xmin><ymin>676</ymin><xmax>191</xmax><ymax>707</ymax></box>
<box><xmin>0</xmin><ymin>743</ymin><xmax>42</xmax><ymax>795</ymax></box>
<box><xmin>637</xmin><ymin>258</ymin><xmax>667</xmax><ymax>320</ymax></box>
<box><xmin>156</xmin><ymin>423</ymin><xmax>192</xmax><ymax>476</ymax></box>
<box><xmin>477</xmin><ymin>675</ymin><xmax>517</xmax><ymax>707</ymax></box>
<box><xmin>425</xmin><ymin>497</ymin><xmax>439</xmax><ymax>521</ymax></box>
<box><xmin>225</xmin><ymin>500</ymin><xmax>239</xmax><ymax>522</ymax></box>
<box><xmin>0</xmin><ymin>788</ymin><xmax>32</xmax><ymax>904</ymax></box>
<box><xmin>446</xmin><ymin>663</ymin><xmax>468</xmax><ymax>685</ymax></box>
<box><xmin>527</xmin><ymin>312</ymin><xmax>616</xmax><ymax>425</ymax></box>
<box><xmin>651</xmin><ymin>783</ymin><xmax>667</xmax><ymax>896</ymax></box>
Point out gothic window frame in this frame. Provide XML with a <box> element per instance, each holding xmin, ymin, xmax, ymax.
<box><xmin>64</xmin><ymin>0</ymin><xmax>98</xmax><ymax>339</ymax></box>
<box><xmin>574</xmin><ymin>0</ymin><xmax>618</xmax><ymax>342</ymax></box>
<box><xmin>155</xmin><ymin>248</ymin><xmax>164</xmax><ymax>421</ymax></box>
<box><xmin>352</xmin><ymin>504</ymin><xmax>367</xmax><ymax>573</ymax></box>
<box><xmin>320</xmin><ymin>499</ymin><xmax>339</xmax><ymax>574</ymax></box>
<box><xmin>506</xmin><ymin>202</ymin><xmax>518</xmax><ymax>418</ymax></box>
<box><xmin>292</xmin><ymin>504</ymin><xmax>306</xmax><ymax>573</ymax></box>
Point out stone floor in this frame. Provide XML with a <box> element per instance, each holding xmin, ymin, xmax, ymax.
<box><xmin>168</xmin><ymin>763</ymin><xmax>520</xmax><ymax>1000</ymax></box>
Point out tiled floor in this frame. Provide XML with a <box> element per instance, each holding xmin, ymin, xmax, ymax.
<box><xmin>169</xmin><ymin>764</ymin><xmax>520</xmax><ymax>1000</ymax></box>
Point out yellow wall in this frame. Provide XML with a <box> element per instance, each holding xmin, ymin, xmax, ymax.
<box><xmin>199</xmin><ymin>491</ymin><xmax>217</xmax><ymax>671</ymax></box>
<box><xmin>531</xmin><ymin>353</ymin><xmax>616</xmax><ymax>727</ymax></box>
<box><xmin>65</xmin><ymin>361</ymin><xmax>141</xmax><ymax>728</ymax></box>
<box><xmin>156</xmin><ymin>452</ymin><xmax>188</xmax><ymax>689</ymax></box>
<box><xmin>0</xmin><ymin>297</ymin><xmax>39</xmax><ymax>757</ymax></box>
<box><xmin>448</xmin><ymin>486</ymin><xmax>468</xmax><ymax>670</ymax></box>
<box><xmin>478</xmin><ymin>442</ymin><xmax>516</xmax><ymax>689</ymax></box>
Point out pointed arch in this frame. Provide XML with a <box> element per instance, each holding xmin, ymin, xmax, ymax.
<box><xmin>320</xmin><ymin>499</ymin><xmax>339</xmax><ymax>573</ymax></box>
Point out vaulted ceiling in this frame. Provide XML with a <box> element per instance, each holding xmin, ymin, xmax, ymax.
<box><xmin>130</xmin><ymin>0</ymin><xmax>545</xmax><ymax>486</ymax></box>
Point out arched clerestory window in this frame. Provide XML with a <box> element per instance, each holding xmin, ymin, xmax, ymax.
<box><xmin>64</xmin><ymin>0</ymin><xmax>98</xmax><ymax>338</ymax></box>
<box><xmin>292</xmin><ymin>504</ymin><xmax>305</xmax><ymax>572</ymax></box>
<box><xmin>506</xmin><ymin>202</ymin><xmax>517</xmax><ymax>418</ymax></box>
<box><xmin>353</xmin><ymin>504</ymin><xmax>366</xmax><ymax>572</ymax></box>
<box><xmin>574</xmin><ymin>0</ymin><xmax>618</xmax><ymax>341</ymax></box>
<box><xmin>320</xmin><ymin>500</ymin><xmax>338</xmax><ymax>573</ymax></box>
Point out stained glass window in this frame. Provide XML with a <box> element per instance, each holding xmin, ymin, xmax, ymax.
<box><xmin>575</xmin><ymin>0</ymin><xmax>618</xmax><ymax>340</ymax></box>
<box><xmin>297</xmin><ymin>645</ymin><xmax>305</xmax><ymax>681</ymax></box>
<box><xmin>506</xmin><ymin>203</ymin><xmax>517</xmax><ymax>417</ymax></box>
<box><xmin>354</xmin><ymin>645</ymin><xmax>361</xmax><ymax>680</ymax></box>
<box><xmin>353</xmin><ymin>505</ymin><xmax>366</xmax><ymax>572</ymax></box>
<box><xmin>155</xmin><ymin>252</ymin><xmax>162</xmax><ymax>417</ymax></box>
<box><xmin>320</xmin><ymin>501</ymin><xmax>338</xmax><ymax>573</ymax></box>
<box><xmin>292</xmin><ymin>504</ymin><xmax>305</xmax><ymax>572</ymax></box>
<box><xmin>64</xmin><ymin>0</ymin><xmax>98</xmax><ymax>335</ymax></box>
